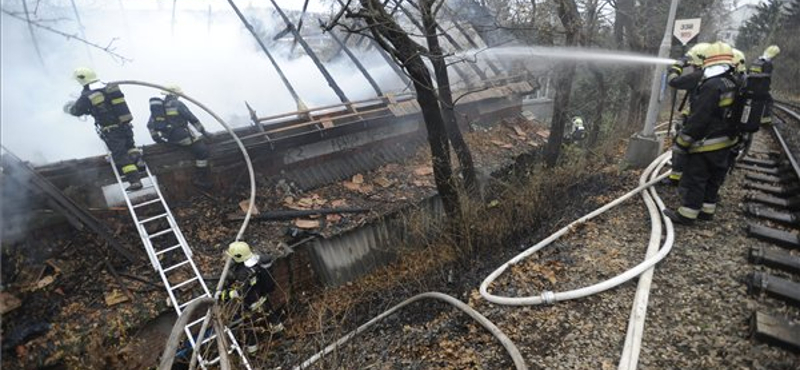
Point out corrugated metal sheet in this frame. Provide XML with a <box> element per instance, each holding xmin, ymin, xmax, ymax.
<box><xmin>308</xmin><ymin>196</ymin><xmax>444</xmax><ymax>286</ymax></box>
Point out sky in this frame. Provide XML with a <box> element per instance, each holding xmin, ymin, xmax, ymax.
<box><xmin>0</xmin><ymin>0</ymin><xmax>405</xmax><ymax>164</ymax></box>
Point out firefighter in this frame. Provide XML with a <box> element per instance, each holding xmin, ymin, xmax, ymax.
<box><xmin>563</xmin><ymin>115</ymin><xmax>586</xmax><ymax>143</ymax></box>
<box><xmin>665</xmin><ymin>42</ymin><xmax>708</xmax><ymax>184</ymax></box>
<box><xmin>64</xmin><ymin>67</ymin><xmax>143</xmax><ymax>191</ymax></box>
<box><xmin>664</xmin><ymin>42</ymin><xmax>740</xmax><ymax>225</ymax></box>
<box><xmin>222</xmin><ymin>241</ymin><xmax>284</xmax><ymax>354</ymax></box>
<box><xmin>147</xmin><ymin>85</ymin><xmax>213</xmax><ymax>188</ymax></box>
<box><xmin>748</xmin><ymin>45</ymin><xmax>781</xmax><ymax>127</ymax></box>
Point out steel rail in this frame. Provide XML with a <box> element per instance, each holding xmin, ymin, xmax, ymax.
<box><xmin>771</xmin><ymin>103</ymin><xmax>800</xmax><ymax>184</ymax></box>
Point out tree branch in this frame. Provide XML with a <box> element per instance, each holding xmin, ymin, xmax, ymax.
<box><xmin>1</xmin><ymin>7</ymin><xmax>132</xmax><ymax>64</ymax></box>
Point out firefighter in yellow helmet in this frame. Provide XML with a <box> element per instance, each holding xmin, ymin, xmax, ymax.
<box><xmin>64</xmin><ymin>67</ymin><xmax>143</xmax><ymax>191</ymax></box>
<box><xmin>732</xmin><ymin>48</ymin><xmax>747</xmax><ymax>75</ymax></box>
<box><xmin>222</xmin><ymin>242</ymin><xmax>283</xmax><ymax>354</ymax></box>
<box><xmin>665</xmin><ymin>42</ymin><xmax>709</xmax><ymax>184</ymax></box>
<box><xmin>664</xmin><ymin>42</ymin><xmax>740</xmax><ymax>225</ymax></box>
<box><xmin>147</xmin><ymin>85</ymin><xmax>213</xmax><ymax>188</ymax></box>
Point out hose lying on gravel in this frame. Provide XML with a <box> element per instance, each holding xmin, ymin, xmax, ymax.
<box><xmin>292</xmin><ymin>292</ymin><xmax>528</xmax><ymax>370</ymax></box>
<box><xmin>480</xmin><ymin>152</ymin><xmax>673</xmax><ymax>306</ymax></box>
<box><xmin>618</xmin><ymin>153</ymin><xmax>674</xmax><ymax>370</ymax></box>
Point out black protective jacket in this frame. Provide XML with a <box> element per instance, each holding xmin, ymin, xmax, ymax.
<box><xmin>70</xmin><ymin>83</ymin><xmax>133</xmax><ymax>128</ymax></box>
<box><xmin>676</xmin><ymin>69</ymin><xmax>740</xmax><ymax>153</ymax></box>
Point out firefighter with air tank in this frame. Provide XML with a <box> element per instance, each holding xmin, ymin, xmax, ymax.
<box><xmin>64</xmin><ymin>67</ymin><xmax>144</xmax><ymax>191</ymax></box>
<box><xmin>147</xmin><ymin>85</ymin><xmax>214</xmax><ymax>188</ymax></box>
<box><xmin>664</xmin><ymin>42</ymin><xmax>780</xmax><ymax>225</ymax></box>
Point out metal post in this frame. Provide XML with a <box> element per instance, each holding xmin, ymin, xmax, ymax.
<box><xmin>642</xmin><ymin>0</ymin><xmax>680</xmax><ymax>137</ymax></box>
<box><xmin>269</xmin><ymin>0</ymin><xmax>350</xmax><ymax>104</ymax></box>
<box><xmin>624</xmin><ymin>0</ymin><xmax>680</xmax><ymax>168</ymax></box>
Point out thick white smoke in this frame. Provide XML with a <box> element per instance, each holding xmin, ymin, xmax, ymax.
<box><xmin>0</xmin><ymin>0</ymin><xmax>404</xmax><ymax>165</ymax></box>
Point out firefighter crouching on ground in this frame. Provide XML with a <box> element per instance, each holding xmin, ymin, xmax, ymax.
<box><xmin>222</xmin><ymin>242</ymin><xmax>284</xmax><ymax>354</ymax></box>
<box><xmin>664</xmin><ymin>42</ymin><xmax>740</xmax><ymax>225</ymax></box>
<box><xmin>64</xmin><ymin>67</ymin><xmax>144</xmax><ymax>191</ymax></box>
<box><xmin>665</xmin><ymin>42</ymin><xmax>709</xmax><ymax>185</ymax></box>
<box><xmin>147</xmin><ymin>85</ymin><xmax>213</xmax><ymax>188</ymax></box>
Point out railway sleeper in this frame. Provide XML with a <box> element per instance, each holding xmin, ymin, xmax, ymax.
<box><xmin>747</xmin><ymin>223</ymin><xmax>800</xmax><ymax>248</ymax></box>
<box><xmin>744</xmin><ymin>182</ymin><xmax>800</xmax><ymax>197</ymax></box>
<box><xmin>746</xmin><ymin>194</ymin><xmax>800</xmax><ymax>210</ymax></box>
<box><xmin>745</xmin><ymin>204</ymin><xmax>799</xmax><ymax>226</ymax></box>
<box><xmin>751</xmin><ymin>311</ymin><xmax>800</xmax><ymax>352</ymax></box>
<box><xmin>735</xmin><ymin>163</ymin><xmax>785</xmax><ymax>175</ymax></box>
<box><xmin>745</xmin><ymin>172</ymin><xmax>798</xmax><ymax>184</ymax></box>
<box><xmin>740</xmin><ymin>157</ymin><xmax>782</xmax><ymax>167</ymax></box>
<box><xmin>747</xmin><ymin>272</ymin><xmax>800</xmax><ymax>306</ymax></box>
<box><xmin>750</xmin><ymin>246</ymin><xmax>800</xmax><ymax>274</ymax></box>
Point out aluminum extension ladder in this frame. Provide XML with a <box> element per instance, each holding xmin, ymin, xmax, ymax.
<box><xmin>108</xmin><ymin>156</ymin><xmax>251</xmax><ymax>369</ymax></box>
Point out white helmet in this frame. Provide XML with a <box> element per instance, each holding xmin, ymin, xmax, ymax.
<box><xmin>226</xmin><ymin>241</ymin><xmax>254</xmax><ymax>263</ymax></box>
<box><xmin>161</xmin><ymin>84</ymin><xmax>183</xmax><ymax>96</ymax></box>
<box><xmin>73</xmin><ymin>67</ymin><xmax>99</xmax><ymax>86</ymax></box>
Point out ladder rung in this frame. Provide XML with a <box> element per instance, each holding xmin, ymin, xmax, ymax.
<box><xmin>163</xmin><ymin>260</ymin><xmax>191</xmax><ymax>273</ymax></box>
<box><xmin>139</xmin><ymin>213</ymin><xmax>168</xmax><ymax>224</ymax></box>
<box><xmin>156</xmin><ymin>244</ymin><xmax>183</xmax><ymax>256</ymax></box>
<box><xmin>148</xmin><ymin>228</ymin><xmax>175</xmax><ymax>239</ymax></box>
<box><xmin>187</xmin><ymin>317</ymin><xmax>206</xmax><ymax>328</ymax></box>
<box><xmin>132</xmin><ymin>198</ymin><xmax>161</xmax><ymax>208</ymax></box>
<box><xmin>170</xmin><ymin>277</ymin><xmax>200</xmax><ymax>291</ymax></box>
<box><xmin>179</xmin><ymin>295</ymin><xmax>208</xmax><ymax>310</ymax></box>
<box><xmin>200</xmin><ymin>333</ymin><xmax>219</xmax><ymax>346</ymax></box>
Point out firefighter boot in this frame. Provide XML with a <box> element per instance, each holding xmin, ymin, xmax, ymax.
<box><xmin>125</xmin><ymin>171</ymin><xmax>143</xmax><ymax>192</ymax></box>
<box><xmin>192</xmin><ymin>166</ymin><xmax>212</xmax><ymax>189</ymax></box>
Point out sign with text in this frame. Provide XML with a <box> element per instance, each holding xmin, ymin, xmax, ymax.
<box><xmin>674</xmin><ymin>18</ymin><xmax>702</xmax><ymax>45</ymax></box>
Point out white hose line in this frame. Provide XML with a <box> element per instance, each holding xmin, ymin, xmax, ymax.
<box><xmin>480</xmin><ymin>152</ymin><xmax>672</xmax><ymax>306</ymax></box>
<box><xmin>292</xmin><ymin>292</ymin><xmax>528</xmax><ymax>370</ymax></box>
<box><xmin>618</xmin><ymin>154</ymin><xmax>674</xmax><ymax>370</ymax></box>
<box><xmin>111</xmin><ymin>80</ymin><xmax>256</xmax><ymax>242</ymax></box>
<box><xmin>111</xmin><ymin>81</ymin><xmax>257</xmax><ymax>370</ymax></box>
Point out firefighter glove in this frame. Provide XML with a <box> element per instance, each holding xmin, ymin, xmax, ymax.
<box><xmin>63</xmin><ymin>100</ymin><xmax>75</xmax><ymax>114</ymax></box>
<box><xmin>153</xmin><ymin>132</ymin><xmax>167</xmax><ymax>144</ymax></box>
<box><xmin>668</xmin><ymin>63</ymin><xmax>683</xmax><ymax>76</ymax></box>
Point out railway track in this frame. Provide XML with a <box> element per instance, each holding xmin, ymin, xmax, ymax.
<box><xmin>740</xmin><ymin>101</ymin><xmax>800</xmax><ymax>351</ymax></box>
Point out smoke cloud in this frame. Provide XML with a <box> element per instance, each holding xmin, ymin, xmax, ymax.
<box><xmin>0</xmin><ymin>0</ymin><xmax>404</xmax><ymax>165</ymax></box>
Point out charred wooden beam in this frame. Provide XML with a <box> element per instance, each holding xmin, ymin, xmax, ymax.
<box><xmin>226</xmin><ymin>0</ymin><xmax>306</xmax><ymax>111</ymax></box>
<box><xmin>1</xmin><ymin>147</ymin><xmax>139</xmax><ymax>264</ymax></box>
<box><xmin>227</xmin><ymin>207</ymin><xmax>371</xmax><ymax>222</ymax></box>
<box><xmin>394</xmin><ymin>1</ymin><xmax>474</xmax><ymax>85</ymax></box>
<box><xmin>270</xmin><ymin>0</ymin><xmax>350</xmax><ymax>104</ymax></box>
<box><xmin>324</xmin><ymin>23</ymin><xmax>384</xmax><ymax>97</ymax></box>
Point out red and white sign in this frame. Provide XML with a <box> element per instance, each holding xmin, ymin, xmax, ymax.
<box><xmin>674</xmin><ymin>18</ymin><xmax>702</xmax><ymax>45</ymax></box>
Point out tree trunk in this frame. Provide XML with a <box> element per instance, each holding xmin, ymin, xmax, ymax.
<box><xmin>588</xmin><ymin>64</ymin><xmax>606</xmax><ymax>147</ymax></box>
<box><xmin>359</xmin><ymin>0</ymin><xmax>461</xmax><ymax>221</ymax></box>
<box><xmin>545</xmin><ymin>0</ymin><xmax>581</xmax><ymax>167</ymax></box>
<box><xmin>420</xmin><ymin>0</ymin><xmax>480</xmax><ymax>199</ymax></box>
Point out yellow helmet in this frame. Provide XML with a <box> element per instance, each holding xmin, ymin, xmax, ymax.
<box><xmin>686</xmin><ymin>42</ymin><xmax>710</xmax><ymax>66</ymax></box>
<box><xmin>73</xmin><ymin>67</ymin><xmax>99</xmax><ymax>86</ymax></box>
<box><xmin>226</xmin><ymin>241</ymin><xmax>254</xmax><ymax>263</ymax></box>
<box><xmin>161</xmin><ymin>84</ymin><xmax>183</xmax><ymax>96</ymax></box>
<box><xmin>732</xmin><ymin>48</ymin><xmax>746</xmax><ymax>73</ymax></box>
<box><xmin>703</xmin><ymin>42</ymin><xmax>734</xmax><ymax>68</ymax></box>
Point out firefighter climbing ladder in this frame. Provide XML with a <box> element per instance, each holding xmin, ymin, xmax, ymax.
<box><xmin>108</xmin><ymin>156</ymin><xmax>251</xmax><ymax>369</ymax></box>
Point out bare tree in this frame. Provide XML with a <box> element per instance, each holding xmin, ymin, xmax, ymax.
<box><xmin>332</xmin><ymin>0</ymin><xmax>463</xmax><ymax>221</ymax></box>
<box><xmin>543</xmin><ymin>0</ymin><xmax>581</xmax><ymax>166</ymax></box>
